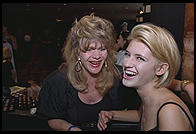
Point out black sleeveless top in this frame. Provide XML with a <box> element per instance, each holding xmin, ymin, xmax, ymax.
<box><xmin>140</xmin><ymin>102</ymin><xmax>194</xmax><ymax>131</ymax></box>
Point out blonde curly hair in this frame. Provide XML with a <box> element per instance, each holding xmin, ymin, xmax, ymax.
<box><xmin>59</xmin><ymin>13</ymin><xmax>121</xmax><ymax>95</ymax></box>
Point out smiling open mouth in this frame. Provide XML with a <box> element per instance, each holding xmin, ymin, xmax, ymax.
<box><xmin>89</xmin><ymin>61</ymin><xmax>102</xmax><ymax>67</ymax></box>
<box><xmin>123</xmin><ymin>71</ymin><xmax>138</xmax><ymax>79</ymax></box>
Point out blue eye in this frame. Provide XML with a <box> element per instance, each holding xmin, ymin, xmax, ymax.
<box><xmin>137</xmin><ymin>57</ymin><xmax>145</xmax><ymax>61</ymax></box>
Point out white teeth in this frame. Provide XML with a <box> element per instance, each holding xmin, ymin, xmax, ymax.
<box><xmin>126</xmin><ymin>71</ymin><xmax>137</xmax><ymax>76</ymax></box>
<box><xmin>90</xmin><ymin>61</ymin><xmax>101</xmax><ymax>65</ymax></box>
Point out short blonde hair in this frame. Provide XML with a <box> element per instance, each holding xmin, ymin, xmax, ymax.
<box><xmin>3</xmin><ymin>46</ymin><xmax>12</xmax><ymax>61</ymax></box>
<box><xmin>60</xmin><ymin>13</ymin><xmax>121</xmax><ymax>95</ymax></box>
<box><xmin>127</xmin><ymin>23</ymin><xmax>181</xmax><ymax>88</ymax></box>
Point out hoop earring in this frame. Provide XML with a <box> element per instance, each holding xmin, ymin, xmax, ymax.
<box><xmin>75</xmin><ymin>58</ymin><xmax>82</xmax><ymax>72</ymax></box>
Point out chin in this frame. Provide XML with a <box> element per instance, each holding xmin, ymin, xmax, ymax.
<box><xmin>89</xmin><ymin>65</ymin><xmax>103</xmax><ymax>74</ymax></box>
<box><xmin>88</xmin><ymin>68</ymin><xmax>102</xmax><ymax>75</ymax></box>
<box><xmin>122</xmin><ymin>79</ymin><xmax>136</xmax><ymax>88</ymax></box>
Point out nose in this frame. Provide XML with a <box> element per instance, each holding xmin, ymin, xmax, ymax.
<box><xmin>122</xmin><ymin>55</ymin><xmax>136</xmax><ymax>68</ymax></box>
<box><xmin>92</xmin><ymin>50</ymin><xmax>101</xmax><ymax>60</ymax></box>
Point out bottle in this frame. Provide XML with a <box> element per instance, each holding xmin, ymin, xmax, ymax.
<box><xmin>27</xmin><ymin>96</ymin><xmax>31</xmax><ymax>109</ymax></box>
<box><xmin>18</xmin><ymin>94</ymin><xmax>23</xmax><ymax>110</ymax></box>
<box><xmin>14</xmin><ymin>93</ymin><xmax>20</xmax><ymax>110</ymax></box>
<box><xmin>3</xmin><ymin>98</ymin><xmax>10</xmax><ymax>112</ymax></box>
<box><xmin>8</xmin><ymin>96</ymin><xmax>16</xmax><ymax>112</ymax></box>
<box><xmin>22</xmin><ymin>93</ymin><xmax>29</xmax><ymax>110</ymax></box>
<box><xmin>30</xmin><ymin>96</ymin><xmax>37</xmax><ymax>115</ymax></box>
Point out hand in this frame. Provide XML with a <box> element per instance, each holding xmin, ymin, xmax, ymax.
<box><xmin>70</xmin><ymin>127</ymin><xmax>82</xmax><ymax>131</ymax></box>
<box><xmin>97</xmin><ymin>110</ymin><xmax>113</xmax><ymax>131</ymax></box>
<box><xmin>169</xmin><ymin>79</ymin><xmax>194</xmax><ymax>104</ymax></box>
<box><xmin>27</xmin><ymin>81</ymin><xmax>41</xmax><ymax>101</ymax></box>
<box><xmin>117</xmin><ymin>35</ymin><xmax>126</xmax><ymax>48</ymax></box>
<box><xmin>184</xmin><ymin>82</ymin><xmax>194</xmax><ymax>104</ymax></box>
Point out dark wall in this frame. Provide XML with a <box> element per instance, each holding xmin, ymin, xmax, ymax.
<box><xmin>150</xmin><ymin>3</ymin><xmax>186</xmax><ymax>80</ymax></box>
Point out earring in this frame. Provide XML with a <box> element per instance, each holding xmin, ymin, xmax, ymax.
<box><xmin>104</xmin><ymin>61</ymin><xmax>108</xmax><ymax>68</ymax></box>
<box><xmin>75</xmin><ymin>58</ymin><xmax>82</xmax><ymax>72</ymax></box>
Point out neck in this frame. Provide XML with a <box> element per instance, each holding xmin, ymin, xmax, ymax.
<box><xmin>82</xmin><ymin>68</ymin><xmax>98</xmax><ymax>92</ymax></box>
<box><xmin>82</xmin><ymin>66</ymin><xmax>101</xmax><ymax>80</ymax></box>
<box><xmin>136</xmin><ymin>81</ymin><xmax>158</xmax><ymax>106</ymax></box>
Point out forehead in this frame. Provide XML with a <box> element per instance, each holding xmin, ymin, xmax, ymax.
<box><xmin>127</xmin><ymin>39</ymin><xmax>152</xmax><ymax>56</ymax></box>
<box><xmin>79</xmin><ymin>38</ymin><xmax>107</xmax><ymax>52</ymax></box>
<box><xmin>86</xmin><ymin>40</ymin><xmax>105</xmax><ymax>48</ymax></box>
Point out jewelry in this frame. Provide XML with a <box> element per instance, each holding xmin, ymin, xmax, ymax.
<box><xmin>104</xmin><ymin>61</ymin><xmax>108</xmax><ymax>68</ymax></box>
<box><xmin>181</xmin><ymin>80</ymin><xmax>192</xmax><ymax>92</ymax></box>
<box><xmin>75</xmin><ymin>58</ymin><xmax>82</xmax><ymax>72</ymax></box>
<box><xmin>67</xmin><ymin>125</ymin><xmax>80</xmax><ymax>131</ymax></box>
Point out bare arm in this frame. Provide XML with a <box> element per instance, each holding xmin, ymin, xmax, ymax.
<box><xmin>11</xmin><ymin>69</ymin><xmax>17</xmax><ymax>83</ymax></box>
<box><xmin>97</xmin><ymin>109</ymin><xmax>141</xmax><ymax>131</ymax></box>
<box><xmin>112</xmin><ymin>110</ymin><xmax>140</xmax><ymax>122</ymax></box>
<box><xmin>183</xmin><ymin>82</ymin><xmax>194</xmax><ymax>104</ymax></box>
<box><xmin>112</xmin><ymin>103</ymin><xmax>143</xmax><ymax>122</ymax></box>
<box><xmin>168</xmin><ymin>79</ymin><xmax>181</xmax><ymax>91</ymax></box>
<box><xmin>168</xmin><ymin>79</ymin><xmax>194</xmax><ymax>103</ymax></box>
<box><xmin>48</xmin><ymin>119</ymin><xmax>82</xmax><ymax>131</ymax></box>
<box><xmin>114</xmin><ymin>34</ymin><xmax>126</xmax><ymax>51</ymax></box>
<box><xmin>10</xmin><ymin>35</ymin><xmax>18</xmax><ymax>51</ymax></box>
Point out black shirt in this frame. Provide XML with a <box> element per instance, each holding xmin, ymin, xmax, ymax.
<box><xmin>36</xmin><ymin>69</ymin><xmax>125</xmax><ymax>128</ymax></box>
<box><xmin>76</xmin><ymin>90</ymin><xmax>119</xmax><ymax>123</ymax></box>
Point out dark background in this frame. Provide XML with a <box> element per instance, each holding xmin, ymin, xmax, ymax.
<box><xmin>2</xmin><ymin>2</ymin><xmax>187</xmax><ymax>110</ymax></box>
<box><xmin>2</xmin><ymin>3</ymin><xmax>189</xmax><ymax>130</ymax></box>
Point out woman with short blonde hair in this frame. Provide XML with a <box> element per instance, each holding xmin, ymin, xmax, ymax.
<box><xmin>127</xmin><ymin>23</ymin><xmax>181</xmax><ymax>88</ymax></box>
<box><xmin>98</xmin><ymin>23</ymin><xmax>194</xmax><ymax>131</ymax></box>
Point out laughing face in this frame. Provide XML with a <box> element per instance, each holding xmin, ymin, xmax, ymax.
<box><xmin>79</xmin><ymin>41</ymin><xmax>108</xmax><ymax>76</ymax></box>
<box><xmin>122</xmin><ymin>39</ymin><xmax>158</xmax><ymax>89</ymax></box>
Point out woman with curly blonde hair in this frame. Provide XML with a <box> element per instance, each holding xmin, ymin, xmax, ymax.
<box><xmin>36</xmin><ymin>13</ymin><xmax>123</xmax><ymax>131</ymax></box>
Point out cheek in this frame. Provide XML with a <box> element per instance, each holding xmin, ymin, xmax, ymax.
<box><xmin>80</xmin><ymin>53</ymin><xmax>90</xmax><ymax>61</ymax></box>
<box><xmin>138</xmin><ymin>63</ymin><xmax>156</xmax><ymax>78</ymax></box>
<box><xmin>122</xmin><ymin>56</ymin><xmax>128</xmax><ymax>66</ymax></box>
<box><xmin>102</xmin><ymin>51</ymin><xmax>108</xmax><ymax>59</ymax></box>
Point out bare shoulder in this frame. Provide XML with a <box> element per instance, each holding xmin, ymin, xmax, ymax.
<box><xmin>158</xmin><ymin>101</ymin><xmax>193</xmax><ymax>131</ymax></box>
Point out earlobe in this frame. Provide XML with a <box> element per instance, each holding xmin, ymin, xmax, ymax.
<box><xmin>155</xmin><ymin>63</ymin><xmax>169</xmax><ymax>76</ymax></box>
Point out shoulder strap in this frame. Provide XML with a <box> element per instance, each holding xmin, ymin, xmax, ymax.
<box><xmin>156</xmin><ymin>101</ymin><xmax>194</xmax><ymax>130</ymax></box>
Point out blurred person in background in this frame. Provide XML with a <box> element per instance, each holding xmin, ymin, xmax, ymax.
<box><xmin>2</xmin><ymin>46</ymin><xmax>16</xmax><ymax>95</ymax></box>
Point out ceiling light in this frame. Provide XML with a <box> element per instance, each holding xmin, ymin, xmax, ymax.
<box><xmin>139</xmin><ymin>7</ymin><xmax>144</xmax><ymax>14</ymax></box>
<box><xmin>139</xmin><ymin>10</ymin><xmax>144</xmax><ymax>14</ymax></box>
